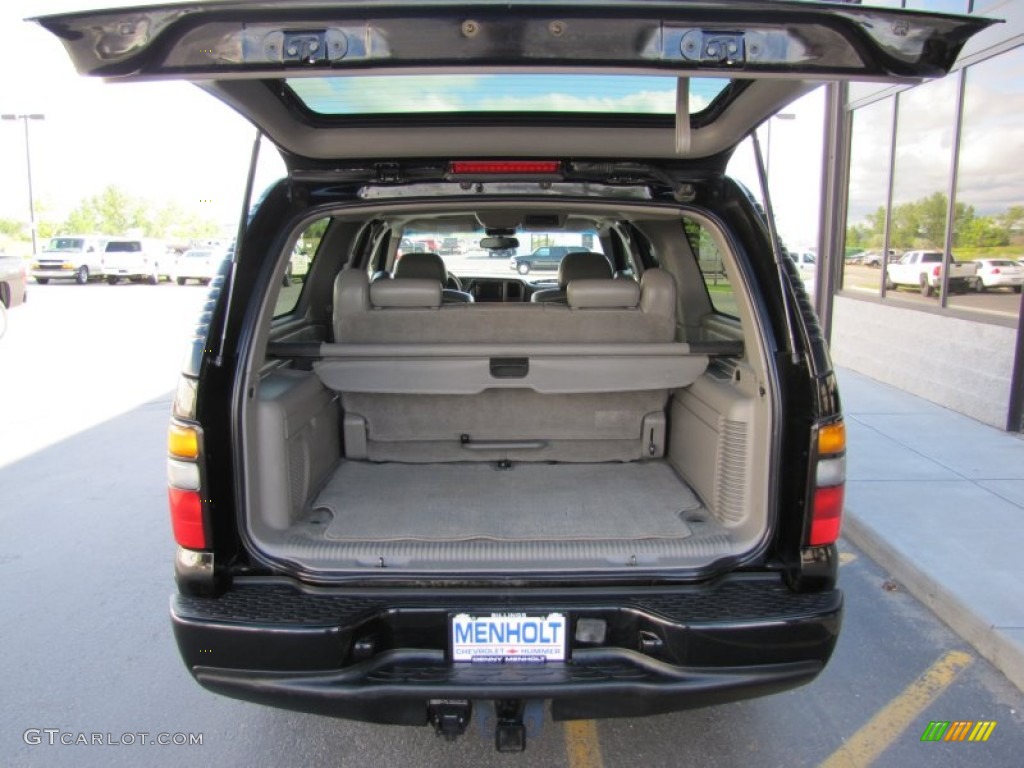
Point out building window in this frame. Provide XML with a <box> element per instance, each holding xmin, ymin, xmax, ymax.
<box><xmin>883</xmin><ymin>76</ymin><xmax>960</xmax><ymax>305</ymax></box>
<box><xmin>842</xmin><ymin>98</ymin><xmax>894</xmax><ymax>295</ymax></box>
<box><xmin>945</xmin><ymin>47</ymin><xmax>1024</xmax><ymax>317</ymax></box>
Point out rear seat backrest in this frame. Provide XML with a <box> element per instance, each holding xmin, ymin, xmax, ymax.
<box><xmin>327</xmin><ymin>266</ymin><xmax>689</xmax><ymax>462</ymax></box>
<box><xmin>333</xmin><ymin>268</ymin><xmax>677</xmax><ymax>343</ymax></box>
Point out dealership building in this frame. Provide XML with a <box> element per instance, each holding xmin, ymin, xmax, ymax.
<box><xmin>807</xmin><ymin>0</ymin><xmax>1024</xmax><ymax>432</ymax></box>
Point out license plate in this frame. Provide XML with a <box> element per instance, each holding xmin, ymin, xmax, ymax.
<box><xmin>450</xmin><ymin>612</ymin><xmax>568</xmax><ymax>663</ymax></box>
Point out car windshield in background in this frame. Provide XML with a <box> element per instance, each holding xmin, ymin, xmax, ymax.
<box><xmin>48</xmin><ymin>238</ymin><xmax>85</xmax><ymax>250</ymax></box>
<box><xmin>287</xmin><ymin>74</ymin><xmax>731</xmax><ymax>116</ymax></box>
<box><xmin>400</xmin><ymin>228</ymin><xmax>603</xmax><ymax>278</ymax></box>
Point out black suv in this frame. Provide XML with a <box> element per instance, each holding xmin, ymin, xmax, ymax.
<box><xmin>510</xmin><ymin>245</ymin><xmax>590</xmax><ymax>275</ymax></box>
<box><xmin>39</xmin><ymin>1</ymin><xmax>987</xmax><ymax>752</ymax></box>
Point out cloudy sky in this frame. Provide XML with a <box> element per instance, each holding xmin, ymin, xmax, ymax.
<box><xmin>0</xmin><ymin>1</ymin><xmax>826</xmax><ymax>248</ymax></box>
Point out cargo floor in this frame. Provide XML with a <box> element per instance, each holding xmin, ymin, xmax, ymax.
<box><xmin>271</xmin><ymin>460</ymin><xmax>735</xmax><ymax>572</ymax></box>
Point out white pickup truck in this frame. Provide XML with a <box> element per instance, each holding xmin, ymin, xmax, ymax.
<box><xmin>885</xmin><ymin>250</ymin><xmax>978</xmax><ymax>297</ymax></box>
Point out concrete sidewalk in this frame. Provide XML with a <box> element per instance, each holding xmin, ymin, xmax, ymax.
<box><xmin>837</xmin><ymin>367</ymin><xmax>1024</xmax><ymax>693</ymax></box>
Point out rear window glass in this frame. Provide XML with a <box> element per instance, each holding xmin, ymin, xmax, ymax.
<box><xmin>398</xmin><ymin>226</ymin><xmax>604</xmax><ymax>279</ymax></box>
<box><xmin>105</xmin><ymin>241</ymin><xmax>140</xmax><ymax>252</ymax></box>
<box><xmin>684</xmin><ymin>219</ymin><xmax>739</xmax><ymax>318</ymax></box>
<box><xmin>274</xmin><ymin>218</ymin><xmax>329</xmax><ymax>318</ymax></box>
<box><xmin>287</xmin><ymin>74</ymin><xmax>731</xmax><ymax>116</ymax></box>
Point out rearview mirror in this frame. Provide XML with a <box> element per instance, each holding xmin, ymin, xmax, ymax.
<box><xmin>480</xmin><ymin>236</ymin><xmax>519</xmax><ymax>250</ymax></box>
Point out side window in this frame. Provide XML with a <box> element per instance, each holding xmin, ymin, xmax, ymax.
<box><xmin>274</xmin><ymin>217</ymin><xmax>330</xmax><ymax>318</ymax></box>
<box><xmin>683</xmin><ymin>218</ymin><xmax>739</xmax><ymax>319</ymax></box>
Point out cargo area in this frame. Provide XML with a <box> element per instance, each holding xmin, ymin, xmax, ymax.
<box><xmin>238</xmin><ymin>203</ymin><xmax>775</xmax><ymax>576</ymax></box>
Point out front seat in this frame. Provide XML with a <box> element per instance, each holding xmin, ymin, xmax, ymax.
<box><xmin>530</xmin><ymin>251</ymin><xmax>614</xmax><ymax>303</ymax></box>
<box><xmin>393</xmin><ymin>252</ymin><xmax>473</xmax><ymax>303</ymax></box>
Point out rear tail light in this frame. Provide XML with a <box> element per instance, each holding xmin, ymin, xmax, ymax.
<box><xmin>807</xmin><ymin>420</ymin><xmax>846</xmax><ymax>547</ymax></box>
<box><xmin>932</xmin><ymin>265</ymin><xmax>941</xmax><ymax>277</ymax></box>
<box><xmin>449</xmin><ymin>160</ymin><xmax>562</xmax><ymax>176</ymax></box>
<box><xmin>168</xmin><ymin>488</ymin><xmax>205</xmax><ymax>549</ymax></box>
<box><xmin>992</xmin><ymin>267</ymin><xmax>1001</xmax><ymax>274</ymax></box>
<box><xmin>167</xmin><ymin>420</ymin><xmax>207</xmax><ymax>550</ymax></box>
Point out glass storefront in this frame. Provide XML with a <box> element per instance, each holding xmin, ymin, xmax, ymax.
<box><xmin>842</xmin><ymin>99</ymin><xmax>894</xmax><ymax>295</ymax></box>
<box><xmin>946</xmin><ymin>48</ymin><xmax>1024</xmax><ymax>318</ymax></box>
<box><xmin>843</xmin><ymin>46</ymin><xmax>1023</xmax><ymax>321</ymax></box>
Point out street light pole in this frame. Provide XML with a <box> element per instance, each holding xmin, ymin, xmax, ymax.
<box><xmin>2</xmin><ymin>113</ymin><xmax>45</xmax><ymax>256</ymax></box>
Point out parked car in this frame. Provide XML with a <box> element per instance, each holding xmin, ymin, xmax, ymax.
<box><xmin>788</xmin><ymin>250</ymin><xmax>817</xmax><ymax>274</ymax></box>
<box><xmin>972</xmin><ymin>259</ymin><xmax>1023</xmax><ymax>293</ymax></box>
<box><xmin>509</xmin><ymin>245</ymin><xmax>591</xmax><ymax>274</ymax></box>
<box><xmin>173</xmin><ymin>247</ymin><xmax>228</xmax><ymax>285</ymax></box>
<box><xmin>102</xmin><ymin>238</ymin><xmax>169</xmax><ymax>284</ymax></box>
<box><xmin>32</xmin><ymin>235</ymin><xmax>107</xmax><ymax>285</ymax></box>
<box><xmin>860</xmin><ymin>248</ymin><xmax>899</xmax><ymax>268</ymax></box>
<box><xmin>39</xmin><ymin>0</ymin><xmax>988</xmax><ymax>751</ymax></box>
<box><xmin>438</xmin><ymin>237</ymin><xmax>462</xmax><ymax>255</ymax></box>
<box><xmin>885</xmin><ymin>250</ymin><xmax>978</xmax><ymax>296</ymax></box>
<box><xmin>0</xmin><ymin>253</ymin><xmax>28</xmax><ymax>309</ymax></box>
<box><xmin>0</xmin><ymin>253</ymin><xmax>28</xmax><ymax>338</ymax></box>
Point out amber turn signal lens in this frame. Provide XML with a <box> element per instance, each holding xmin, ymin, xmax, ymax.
<box><xmin>168</xmin><ymin>423</ymin><xmax>200</xmax><ymax>459</ymax></box>
<box><xmin>818</xmin><ymin>421</ymin><xmax>846</xmax><ymax>455</ymax></box>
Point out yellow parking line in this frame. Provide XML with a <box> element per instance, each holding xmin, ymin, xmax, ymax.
<box><xmin>565</xmin><ymin>720</ymin><xmax>604</xmax><ymax>768</ymax></box>
<box><xmin>819</xmin><ymin>650</ymin><xmax>973</xmax><ymax>768</ymax></box>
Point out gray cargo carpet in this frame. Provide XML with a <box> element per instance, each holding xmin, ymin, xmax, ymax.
<box><xmin>315</xmin><ymin>460</ymin><xmax>702</xmax><ymax>542</ymax></box>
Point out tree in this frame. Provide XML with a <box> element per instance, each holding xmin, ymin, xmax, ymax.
<box><xmin>0</xmin><ymin>218</ymin><xmax>26</xmax><ymax>239</ymax></box>
<box><xmin>958</xmin><ymin>217</ymin><xmax>1009</xmax><ymax>248</ymax></box>
<box><xmin>59</xmin><ymin>185</ymin><xmax>221</xmax><ymax>240</ymax></box>
<box><xmin>61</xmin><ymin>184</ymin><xmax>152</xmax><ymax>235</ymax></box>
<box><xmin>154</xmin><ymin>201</ymin><xmax>220</xmax><ymax>241</ymax></box>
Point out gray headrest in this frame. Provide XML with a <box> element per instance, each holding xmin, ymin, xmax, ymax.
<box><xmin>334</xmin><ymin>269</ymin><xmax>370</xmax><ymax>312</ymax></box>
<box><xmin>639</xmin><ymin>268</ymin><xmax>676</xmax><ymax>317</ymax></box>
<box><xmin>557</xmin><ymin>251</ymin><xmax>613</xmax><ymax>288</ymax></box>
<box><xmin>567</xmin><ymin>279</ymin><xmax>640</xmax><ymax>309</ymax></box>
<box><xmin>394</xmin><ymin>252</ymin><xmax>446</xmax><ymax>282</ymax></box>
<box><xmin>370</xmin><ymin>278</ymin><xmax>442</xmax><ymax>308</ymax></box>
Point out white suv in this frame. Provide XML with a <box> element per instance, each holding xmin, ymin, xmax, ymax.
<box><xmin>102</xmin><ymin>238</ymin><xmax>168</xmax><ymax>285</ymax></box>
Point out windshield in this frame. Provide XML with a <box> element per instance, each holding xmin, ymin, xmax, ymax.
<box><xmin>399</xmin><ymin>226</ymin><xmax>604</xmax><ymax>279</ymax></box>
<box><xmin>46</xmin><ymin>238</ymin><xmax>84</xmax><ymax>251</ymax></box>
<box><xmin>288</xmin><ymin>74</ymin><xmax>730</xmax><ymax>117</ymax></box>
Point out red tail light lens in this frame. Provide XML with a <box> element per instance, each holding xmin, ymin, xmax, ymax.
<box><xmin>933</xmin><ymin>265</ymin><xmax>941</xmax><ymax>276</ymax></box>
<box><xmin>810</xmin><ymin>486</ymin><xmax>845</xmax><ymax>546</ymax></box>
<box><xmin>992</xmin><ymin>267</ymin><xmax>1001</xmax><ymax>274</ymax></box>
<box><xmin>169</xmin><ymin>488</ymin><xmax>206</xmax><ymax>549</ymax></box>
<box><xmin>450</xmin><ymin>161</ymin><xmax>561</xmax><ymax>175</ymax></box>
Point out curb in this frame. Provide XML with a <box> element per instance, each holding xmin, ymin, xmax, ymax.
<box><xmin>843</xmin><ymin>512</ymin><xmax>1024</xmax><ymax>695</ymax></box>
